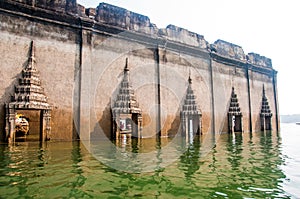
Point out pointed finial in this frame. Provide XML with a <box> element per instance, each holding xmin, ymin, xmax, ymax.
<box><xmin>30</xmin><ymin>40</ymin><xmax>34</xmax><ymax>58</ymax></box>
<box><xmin>188</xmin><ymin>69</ymin><xmax>192</xmax><ymax>84</ymax></box>
<box><xmin>124</xmin><ymin>58</ymin><xmax>129</xmax><ymax>72</ymax></box>
<box><xmin>27</xmin><ymin>40</ymin><xmax>36</xmax><ymax>69</ymax></box>
<box><xmin>262</xmin><ymin>84</ymin><xmax>266</xmax><ymax>99</ymax></box>
<box><xmin>231</xmin><ymin>87</ymin><xmax>235</xmax><ymax>95</ymax></box>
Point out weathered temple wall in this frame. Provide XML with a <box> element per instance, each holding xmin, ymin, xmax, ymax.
<box><xmin>0</xmin><ymin>0</ymin><xmax>279</xmax><ymax>141</ymax></box>
<box><xmin>88</xmin><ymin>35</ymin><xmax>212</xmax><ymax>139</ymax></box>
<box><xmin>90</xmin><ymin>36</ymin><xmax>159</xmax><ymax>139</ymax></box>
<box><xmin>212</xmin><ymin>61</ymin><xmax>250</xmax><ymax>133</ymax></box>
<box><xmin>7</xmin><ymin>0</ymin><xmax>77</xmax><ymax>13</ymax></box>
<box><xmin>0</xmin><ymin>2</ymin><xmax>80</xmax><ymax>140</ymax></box>
<box><xmin>158</xmin><ymin>51</ymin><xmax>212</xmax><ymax>136</ymax></box>
<box><xmin>249</xmin><ymin>71</ymin><xmax>277</xmax><ymax>132</ymax></box>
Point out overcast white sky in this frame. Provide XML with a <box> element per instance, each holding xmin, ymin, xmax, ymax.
<box><xmin>77</xmin><ymin>0</ymin><xmax>300</xmax><ymax>115</ymax></box>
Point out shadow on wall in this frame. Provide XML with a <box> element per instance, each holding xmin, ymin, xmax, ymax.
<box><xmin>167</xmin><ymin>114</ymin><xmax>181</xmax><ymax>137</ymax></box>
<box><xmin>220</xmin><ymin>98</ymin><xmax>231</xmax><ymax>134</ymax></box>
<box><xmin>166</xmin><ymin>83</ymin><xmax>188</xmax><ymax>137</ymax></box>
<box><xmin>255</xmin><ymin>115</ymin><xmax>261</xmax><ymax>132</ymax></box>
<box><xmin>72</xmin><ymin>119</ymin><xmax>80</xmax><ymax>140</ymax></box>
<box><xmin>91</xmin><ymin>101</ymin><xmax>112</xmax><ymax>140</ymax></box>
<box><xmin>220</xmin><ymin>115</ymin><xmax>229</xmax><ymax>134</ymax></box>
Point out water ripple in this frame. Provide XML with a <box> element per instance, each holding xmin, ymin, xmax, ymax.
<box><xmin>0</xmin><ymin>125</ymin><xmax>299</xmax><ymax>198</ymax></box>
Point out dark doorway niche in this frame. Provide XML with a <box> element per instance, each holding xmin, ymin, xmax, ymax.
<box><xmin>228</xmin><ymin>87</ymin><xmax>243</xmax><ymax>133</ymax></box>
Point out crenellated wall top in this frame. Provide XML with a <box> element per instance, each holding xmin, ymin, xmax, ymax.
<box><xmin>211</xmin><ymin>40</ymin><xmax>272</xmax><ymax>68</ymax></box>
<box><xmin>94</xmin><ymin>3</ymin><xmax>158</xmax><ymax>35</ymax></box>
<box><xmin>247</xmin><ymin>53</ymin><xmax>272</xmax><ymax>68</ymax></box>
<box><xmin>2</xmin><ymin>0</ymin><xmax>273</xmax><ymax>68</ymax></box>
<box><xmin>81</xmin><ymin>2</ymin><xmax>272</xmax><ymax>68</ymax></box>
<box><xmin>159</xmin><ymin>25</ymin><xmax>208</xmax><ymax>49</ymax></box>
<box><xmin>3</xmin><ymin>0</ymin><xmax>77</xmax><ymax>13</ymax></box>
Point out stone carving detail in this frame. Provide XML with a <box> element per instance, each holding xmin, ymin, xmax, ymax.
<box><xmin>11</xmin><ymin>41</ymin><xmax>51</xmax><ymax>110</ymax></box>
<box><xmin>260</xmin><ymin>85</ymin><xmax>272</xmax><ymax>131</ymax></box>
<box><xmin>228</xmin><ymin>87</ymin><xmax>243</xmax><ymax>133</ymax></box>
<box><xmin>5</xmin><ymin>41</ymin><xmax>51</xmax><ymax>142</ymax></box>
<box><xmin>180</xmin><ymin>75</ymin><xmax>202</xmax><ymax>141</ymax></box>
<box><xmin>112</xmin><ymin>58</ymin><xmax>142</xmax><ymax>139</ymax></box>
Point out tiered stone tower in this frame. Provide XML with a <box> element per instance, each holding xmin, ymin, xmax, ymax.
<box><xmin>112</xmin><ymin>58</ymin><xmax>142</xmax><ymax>139</ymax></box>
<box><xmin>228</xmin><ymin>87</ymin><xmax>243</xmax><ymax>133</ymax></box>
<box><xmin>5</xmin><ymin>41</ymin><xmax>51</xmax><ymax>142</ymax></box>
<box><xmin>12</xmin><ymin>41</ymin><xmax>50</xmax><ymax>109</ymax></box>
<box><xmin>260</xmin><ymin>86</ymin><xmax>272</xmax><ymax>131</ymax></box>
<box><xmin>180</xmin><ymin>75</ymin><xmax>202</xmax><ymax>141</ymax></box>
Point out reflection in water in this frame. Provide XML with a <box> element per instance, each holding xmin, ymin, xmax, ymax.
<box><xmin>0</xmin><ymin>129</ymin><xmax>296</xmax><ymax>198</ymax></box>
<box><xmin>226</xmin><ymin>132</ymin><xmax>243</xmax><ymax>170</ymax></box>
<box><xmin>67</xmin><ymin>141</ymin><xmax>89</xmax><ymax>198</ymax></box>
<box><xmin>0</xmin><ymin>142</ymin><xmax>49</xmax><ymax>197</ymax></box>
<box><xmin>178</xmin><ymin>137</ymin><xmax>201</xmax><ymax>182</ymax></box>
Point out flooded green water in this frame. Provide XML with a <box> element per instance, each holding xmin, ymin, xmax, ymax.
<box><xmin>0</xmin><ymin>123</ymin><xmax>299</xmax><ymax>198</ymax></box>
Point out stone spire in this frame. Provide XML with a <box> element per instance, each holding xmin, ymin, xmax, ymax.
<box><xmin>180</xmin><ymin>75</ymin><xmax>202</xmax><ymax>138</ymax></box>
<box><xmin>11</xmin><ymin>41</ymin><xmax>50</xmax><ymax>109</ymax></box>
<box><xmin>228</xmin><ymin>87</ymin><xmax>242</xmax><ymax>116</ymax></box>
<box><xmin>260</xmin><ymin>85</ymin><xmax>272</xmax><ymax>117</ymax></box>
<box><xmin>181</xmin><ymin>75</ymin><xmax>201</xmax><ymax>117</ymax></box>
<box><xmin>112</xmin><ymin>58</ymin><xmax>141</xmax><ymax>115</ymax></box>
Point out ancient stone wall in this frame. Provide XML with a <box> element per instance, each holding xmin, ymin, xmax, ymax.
<box><xmin>0</xmin><ymin>1</ymin><xmax>279</xmax><ymax>141</ymax></box>
<box><xmin>2</xmin><ymin>0</ymin><xmax>77</xmax><ymax>13</ymax></box>
<box><xmin>0</xmin><ymin>1</ymin><xmax>81</xmax><ymax>141</ymax></box>
<box><xmin>249</xmin><ymin>71</ymin><xmax>277</xmax><ymax>132</ymax></box>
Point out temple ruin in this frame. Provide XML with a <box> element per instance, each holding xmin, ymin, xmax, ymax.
<box><xmin>0</xmin><ymin>0</ymin><xmax>279</xmax><ymax>142</ymax></box>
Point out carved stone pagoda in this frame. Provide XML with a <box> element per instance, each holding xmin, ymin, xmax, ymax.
<box><xmin>260</xmin><ymin>85</ymin><xmax>272</xmax><ymax>131</ymax></box>
<box><xmin>228</xmin><ymin>87</ymin><xmax>243</xmax><ymax>133</ymax></box>
<box><xmin>180</xmin><ymin>75</ymin><xmax>202</xmax><ymax>141</ymax></box>
<box><xmin>112</xmin><ymin>58</ymin><xmax>142</xmax><ymax>139</ymax></box>
<box><xmin>5</xmin><ymin>41</ymin><xmax>51</xmax><ymax>142</ymax></box>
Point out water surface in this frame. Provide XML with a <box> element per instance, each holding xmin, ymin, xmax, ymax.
<box><xmin>0</xmin><ymin>124</ymin><xmax>299</xmax><ymax>198</ymax></box>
